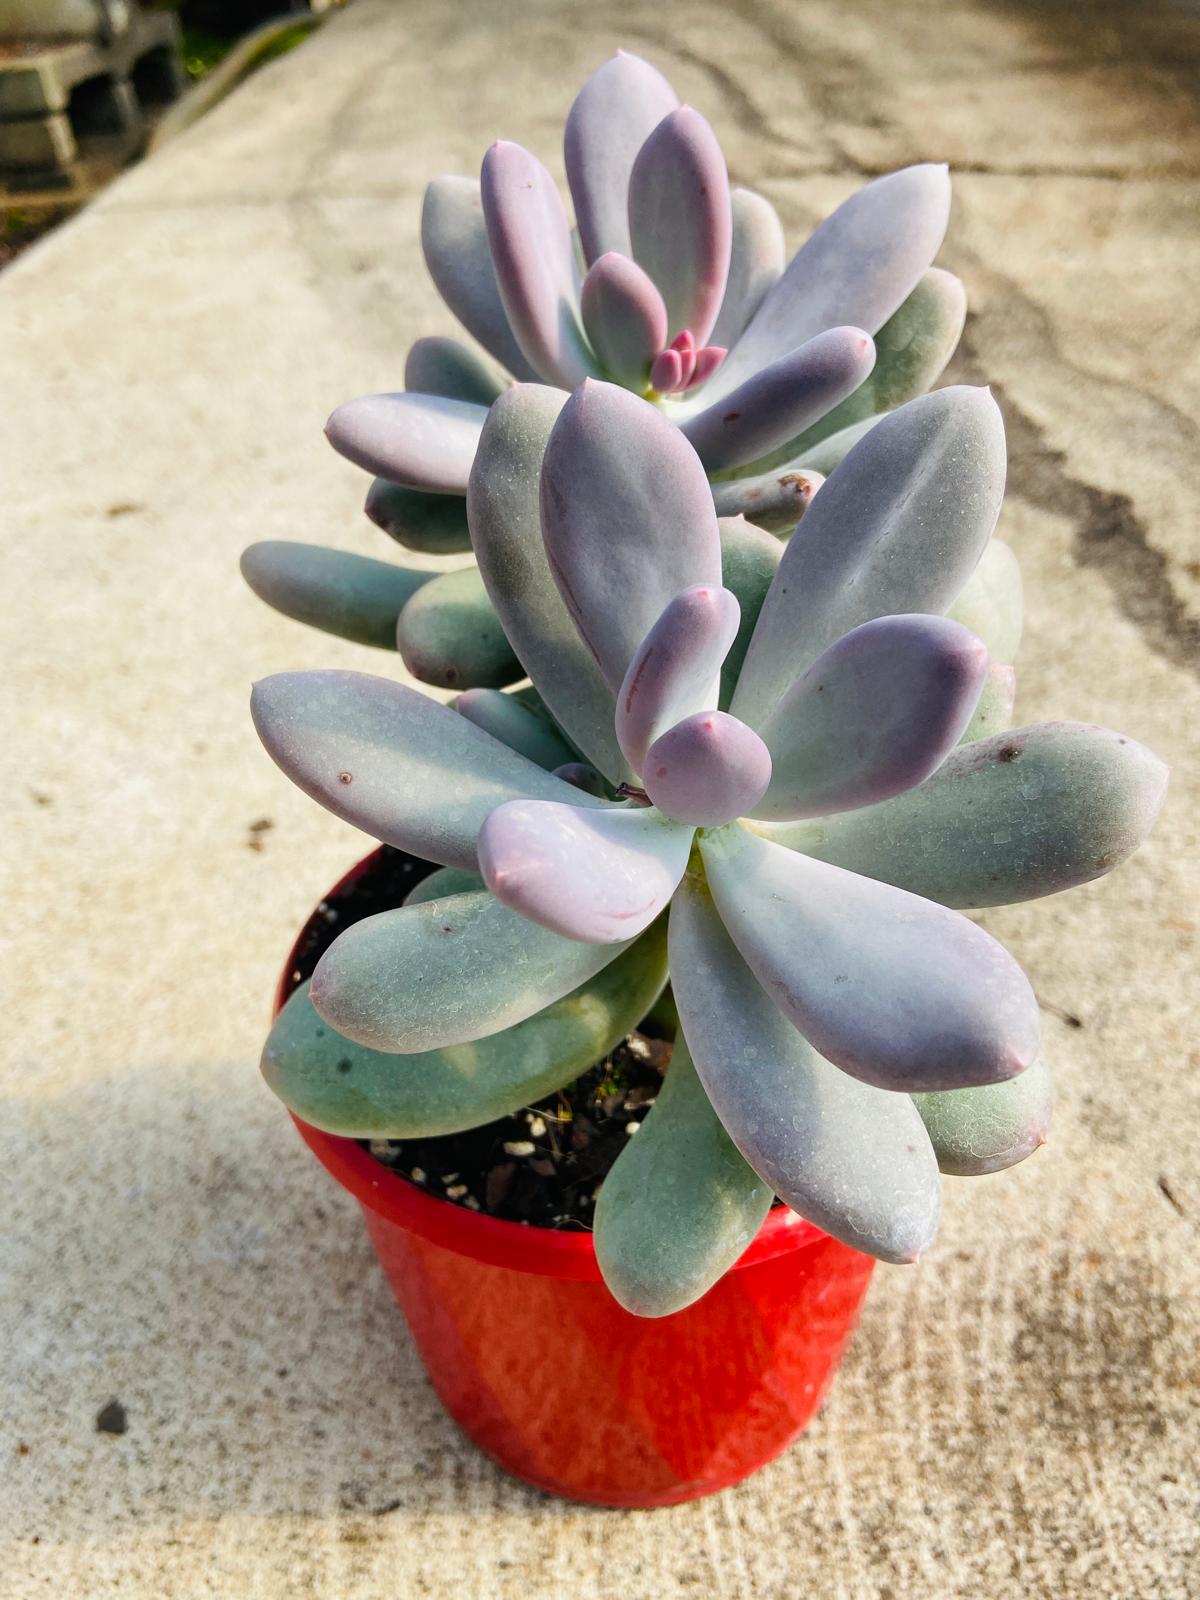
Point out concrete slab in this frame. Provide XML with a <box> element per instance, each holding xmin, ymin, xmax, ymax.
<box><xmin>1</xmin><ymin>0</ymin><xmax>1197</xmax><ymax>1595</ymax></box>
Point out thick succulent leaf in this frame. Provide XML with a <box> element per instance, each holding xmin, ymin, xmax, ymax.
<box><xmin>404</xmin><ymin>335</ymin><xmax>506</xmax><ymax>405</ymax></box>
<box><xmin>628</xmin><ymin>106</ymin><xmax>732</xmax><ymax>345</ymax></box>
<box><xmin>760</xmin><ymin>722</ymin><xmax>1168</xmax><ymax>909</ymax></box>
<box><xmin>717</xmin><ymin>515</ymin><xmax>783</xmax><ymax>705</ymax></box>
<box><xmin>961</xmin><ymin>662</ymin><xmax>1016</xmax><ymax>743</ymax></box>
<box><xmin>395</xmin><ymin>564</ymin><xmax>521</xmax><ymax>690</ymax></box>
<box><xmin>325</xmin><ymin>391</ymin><xmax>486</xmax><ymax>495</ymax></box>
<box><xmin>403</xmin><ymin>866</ymin><xmax>484</xmax><ymax>907</ymax></box>
<box><xmin>240</xmin><ymin>541</ymin><xmax>431</xmax><ymax>650</ymax></box>
<box><xmin>711</xmin><ymin>468</ymin><xmax>821</xmax><ymax>534</ymax></box>
<box><xmin>649</xmin><ymin>347</ymin><xmax>683</xmax><ymax>393</ymax></box>
<box><xmin>699</xmin><ymin>823</ymin><xmax>1041</xmax><ymax>1092</ymax></box>
<box><xmin>421</xmin><ymin>175</ymin><xmax>538</xmax><ymax>380</ymax></box>
<box><xmin>669</xmin><ymin>871</ymin><xmax>941</xmax><ymax>1263</ymax></box>
<box><xmin>310</xmin><ymin>888</ymin><xmax>628</xmax><ymax>1052</ymax></box>
<box><xmin>563</xmin><ymin>50</ymin><xmax>679</xmax><ymax>264</ymax></box>
<box><xmin>364</xmin><ymin>480</ymin><xmax>472</xmax><ymax>555</ymax></box>
<box><xmin>616</xmin><ymin>583</ymin><xmax>740</xmax><ymax>771</ymax></box>
<box><xmin>580</xmin><ymin>252</ymin><xmax>667</xmax><ymax>390</ymax></box>
<box><xmin>679</xmin><ymin>326</ymin><xmax>875</xmax><ymax>473</ymax></box>
<box><xmin>479</xmin><ymin>799</ymin><xmax>692</xmax><ymax>943</ymax></box>
<box><xmin>644</xmin><ymin>711</ymin><xmax>772</xmax><ymax>826</ymax></box>
<box><xmin>264</xmin><ymin>924</ymin><xmax>666</xmax><ymax>1137</ymax></box>
<box><xmin>250</xmin><ymin>670</ymin><xmax>603</xmax><ymax>871</ymax></box>
<box><xmin>947</xmin><ymin>538</ymin><xmax>1023</xmax><ymax>662</ymax></box>
<box><xmin>594</xmin><ymin>1032</ymin><xmax>772</xmax><ymax>1316</ymax></box>
<box><xmin>912</xmin><ymin>1055</ymin><xmax>1054</xmax><ymax>1176</ymax></box>
<box><xmin>705</xmin><ymin>164</ymin><xmax>951</xmax><ymax>404</ymax></box>
<box><xmin>794</xmin><ymin>415</ymin><xmax>879</xmax><ymax>475</ymax></box>
<box><xmin>481</xmin><ymin>141</ymin><xmax>600</xmax><ymax>390</ymax></box>
<box><xmin>553</xmin><ymin>762</ymin><xmax>610</xmax><ymax>798</ymax></box>
<box><xmin>467</xmin><ymin>384</ymin><xmax>631</xmax><ymax>781</ymax></box>
<box><xmin>731</xmin><ymin>387</ymin><xmax>1006</xmax><ymax>729</ymax></box>
<box><xmin>540</xmin><ymin>380</ymin><xmax>722</xmax><ymax>689</ymax></box>
<box><xmin>738</xmin><ymin>268</ymin><xmax>966</xmax><ymax>476</ymax></box>
<box><xmin>455</xmin><ymin>687</ymin><xmax>576</xmax><ymax>770</ymax></box>
<box><xmin>709</xmin><ymin>187</ymin><xmax>786</xmax><ymax>354</ymax></box>
<box><xmin>754</xmin><ymin>614</ymin><xmax>989</xmax><ymax>821</ymax></box>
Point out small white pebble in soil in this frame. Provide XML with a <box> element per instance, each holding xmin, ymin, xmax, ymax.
<box><xmin>463</xmin><ymin>1196</ymin><xmax>481</xmax><ymax>1211</ymax></box>
<box><xmin>445</xmin><ymin>1184</ymin><xmax>468</xmax><ymax>1199</ymax></box>
<box><xmin>626</xmin><ymin>1036</ymin><xmax>653</xmax><ymax>1060</ymax></box>
<box><xmin>503</xmin><ymin>1140</ymin><xmax>535</xmax><ymax>1157</ymax></box>
<box><xmin>526</xmin><ymin>1115</ymin><xmax>547</xmax><ymax>1137</ymax></box>
<box><xmin>368</xmin><ymin>1140</ymin><xmax>396</xmax><ymax>1159</ymax></box>
<box><xmin>441</xmin><ymin>1172</ymin><xmax>460</xmax><ymax>1184</ymax></box>
<box><xmin>624</xmin><ymin>1121</ymin><xmax>641</xmax><ymax>1135</ymax></box>
<box><xmin>410</xmin><ymin>1167</ymin><xmax>426</xmax><ymax>1183</ymax></box>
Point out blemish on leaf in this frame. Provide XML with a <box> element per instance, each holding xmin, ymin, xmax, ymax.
<box><xmin>338</xmin><ymin>771</ymin><xmax>353</xmax><ymax>784</ymax></box>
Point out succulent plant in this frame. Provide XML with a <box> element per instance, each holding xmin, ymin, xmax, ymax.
<box><xmin>241</xmin><ymin>50</ymin><xmax>968</xmax><ymax>692</ymax></box>
<box><xmin>253</xmin><ymin>378</ymin><xmax>1166</xmax><ymax>1317</ymax></box>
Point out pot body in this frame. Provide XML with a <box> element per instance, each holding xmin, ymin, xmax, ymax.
<box><xmin>280</xmin><ymin>852</ymin><xmax>876</xmax><ymax>1507</ymax></box>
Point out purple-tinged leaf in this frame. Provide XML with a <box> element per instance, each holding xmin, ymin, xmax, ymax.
<box><xmin>669</xmin><ymin>870</ymin><xmax>941</xmax><ymax>1263</ymax></box>
<box><xmin>467</xmin><ymin>384</ymin><xmax>631</xmax><ymax>782</ymax></box>
<box><xmin>649</xmin><ymin>347</ymin><xmax>683</xmax><ymax>394</ymax></box>
<box><xmin>404</xmin><ymin>335</ymin><xmax>506</xmax><ymax>405</ymax></box>
<box><xmin>579</xmin><ymin>251</ymin><xmax>667</xmax><ymax>390</ymax></box>
<box><xmin>669</xmin><ymin>329</ymin><xmax>698</xmax><ymax>389</ymax></box>
<box><xmin>481</xmin><ymin>141</ymin><xmax>600</xmax><ymax>390</ymax></box>
<box><xmin>699</xmin><ymin>823</ymin><xmax>1041</xmax><ymax>1092</ymax></box>
<box><xmin>735</xmin><ymin>267</ymin><xmax>967</xmax><ymax>476</ymax></box>
<box><xmin>311</xmin><ymin>888</ymin><xmax>629</xmax><ymax>1053</ymax></box>
<box><xmin>705</xmin><ymin>164</ymin><xmax>951</xmax><ymax>404</ymax></box>
<box><xmin>421</xmin><ymin>175</ymin><xmax>538</xmax><ymax>380</ymax></box>
<box><xmin>628</xmin><ymin>106</ymin><xmax>732</xmax><ymax>346</ymax></box>
<box><xmin>961</xmin><ymin>661</ymin><xmax>1016</xmax><ymax>743</ymax></box>
<box><xmin>364</xmin><ymin>480</ymin><xmax>472</xmax><ymax>555</ymax></box>
<box><xmin>395</xmin><ymin>565</ymin><xmax>521</xmax><ymax>690</ymax></box>
<box><xmin>711</xmin><ymin>467</ymin><xmax>822</xmax><ymax>533</ymax></box>
<box><xmin>757</xmin><ymin>722</ymin><xmax>1169</xmax><ymax>909</ymax></box>
<box><xmin>553</xmin><ymin>761</ymin><xmax>610</xmax><ymax>797</ymax></box>
<box><xmin>732</xmin><ymin>387</ymin><xmax>1006</xmax><ymax>729</ymax></box>
<box><xmin>753</xmin><ymin>614</ymin><xmax>989</xmax><ymax>821</ymax></box>
<box><xmin>479</xmin><ymin>799</ymin><xmax>692</xmax><ymax>943</ymax></box>
<box><xmin>240</xmin><ymin>541</ymin><xmax>432</xmax><ymax>650</ymax></box>
<box><xmin>912</xmin><ymin>1055</ymin><xmax>1054</xmax><ymax>1176</ymax></box>
<box><xmin>687</xmin><ymin>345</ymin><xmax>726</xmax><ymax>389</ymax></box>
<box><xmin>948</xmin><ymin>538</ymin><xmax>1023</xmax><ymax>662</ymax></box>
<box><xmin>594</xmin><ymin>1031</ymin><xmax>772</xmax><ymax>1316</ymax></box>
<box><xmin>709</xmin><ymin>188</ymin><xmax>786</xmax><ymax>353</ymax></box>
<box><xmin>250</xmin><ymin>670</ymin><xmax>603</xmax><ymax>872</ymax></box>
<box><xmin>540</xmin><ymin>380</ymin><xmax>722</xmax><ymax>689</ymax></box>
<box><xmin>616</xmin><ymin>583</ymin><xmax>740</xmax><ymax>770</ymax></box>
<box><xmin>564</xmin><ymin>51</ymin><xmax>679</xmax><ymax>264</ymax></box>
<box><xmin>325</xmin><ymin>392</ymin><xmax>486</xmax><ymax>495</ymax></box>
<box><xmin>454</xmin><ymin>687</ymin><xmax>576</xmax><ymax>771</ymax></box>
<box><xmin>679</xmin><ymin>326</ymin><xmax>875</xmax><ymax>473</ymax></box>
<box><xmin>644</xmin><ymin>712</ymin><xmax>771</xmax><ymax>826</ymax></box>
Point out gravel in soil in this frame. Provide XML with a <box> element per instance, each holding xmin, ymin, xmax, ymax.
<box><xmin>286</xmin><ymin>846</ymin><xmax>677</xmax><ymax>1231</ymax></box>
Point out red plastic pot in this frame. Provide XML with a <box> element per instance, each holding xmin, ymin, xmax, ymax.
<box><xmin>276</xmin><ymin>851</ymin><xmax>876</xmax><ymax>1507</ymax></box>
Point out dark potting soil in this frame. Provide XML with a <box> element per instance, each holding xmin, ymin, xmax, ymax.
<box><xmin>285</xmin><ymin>846</ymin><xmax>677</xmax><ymax>1231</ymax></box>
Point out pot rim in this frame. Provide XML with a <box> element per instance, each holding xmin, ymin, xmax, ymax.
<box><xmin>278</xmin><ymin>847</ymin><xmax>825</xmax><ymax>1282</ymax></box>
